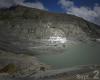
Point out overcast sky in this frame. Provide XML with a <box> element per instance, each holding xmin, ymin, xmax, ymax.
<box><xmin>0</xmin><ymin>0</ymin><xmax>100</xmax><ymax>25</ymax></box>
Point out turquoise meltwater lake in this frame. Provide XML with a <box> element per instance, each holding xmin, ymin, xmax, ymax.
<box><xmin>38</xmin><ymin>42</ymin><xmax>100</xmax><ymax>69</ymax></box>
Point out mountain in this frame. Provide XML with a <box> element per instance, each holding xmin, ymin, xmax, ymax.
<box><xmin>0</xmin><ymin>5</ymin><xmax>100</xmax><ymax>54</ymax></box>
<box><xmin>0</xmin><ymin>5</ymin><xmax>100</xmax><ymax>80</ymax></box>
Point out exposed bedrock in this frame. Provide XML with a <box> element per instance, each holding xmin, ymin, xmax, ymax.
<box><xmin>0</xmin><ymin>5</ymin><xmax>100</xmax><ymax>54</ymax></box>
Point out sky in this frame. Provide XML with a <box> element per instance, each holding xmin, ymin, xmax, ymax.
<box><xmin>0</xmin><ymin>0</ymin><xmax>100</xmax><ymax>25</ymax></box>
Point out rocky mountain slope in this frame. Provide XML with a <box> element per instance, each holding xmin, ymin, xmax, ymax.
<box><xmin>0</xmin><ymin>5</ymin><xmax>100</xmax><ymax>80</ymax></box>
<box><xmin>0</xmin><ymin>5</ymin><xmax>100</xmax><ymax>54</ymax></box>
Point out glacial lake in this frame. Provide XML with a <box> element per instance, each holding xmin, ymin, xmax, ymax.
<box><xmin>38</xmin><ymin>42</ymin><xmax>100</xmax><ymax>69</ymax></box>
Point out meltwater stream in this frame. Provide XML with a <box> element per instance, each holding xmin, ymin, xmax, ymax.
<box><xmin>38</xmin><ymin>42</ymin><xmax>100</xmax><ymax>69</ymax></box>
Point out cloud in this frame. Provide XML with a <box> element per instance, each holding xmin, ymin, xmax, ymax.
<box><xmin>58</xmin><ymin>0</ymin><xmax>100</xmax><ymax>25</ymax></box>
<box><xmin>58</xmin><ymin>0</ymin><xmax>74</xmax><ymax>9</ymax></box>
<box><xmin>0</xmin><ymin>0</ymin><xmax>23</xmax><ymax>8</ymax></box>
<box><xmin>93</xmin><ymin>5</ymin><xmax>100</xmax><ymax>25</ymax></box>
<box><xmin>20</xmin><ymin>1</ymin><xmax>47</xmax><ymax>10</ymax></box>
<box><xmin>0</xmin><ymin>0</ymin><xmax>47</xmax><ymax>10</ymax></box>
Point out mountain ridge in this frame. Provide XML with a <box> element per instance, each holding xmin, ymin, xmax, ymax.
<box><xmin>0</xmin><ymin>5</ymin><xmax>99</xmax><ymax>54</ymax></box>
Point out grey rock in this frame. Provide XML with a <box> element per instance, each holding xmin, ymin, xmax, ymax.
<box><xmin>0</xmin><ymin>5</ymin><xmax>100</xmax><ymax>55</ymax></box>
<box><xmin>0</xmin><ymin>64</ymin><xmax>100</xmax><ymax>80</ymax></box>
<box><xmin>0</xmin><ymin>50</ymin><xmax>50</xmax><ymax>77</ymax></box>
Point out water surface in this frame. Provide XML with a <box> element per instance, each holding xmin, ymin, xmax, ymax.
<box><xmin>38</xmin><ymin>42</ymin><xmax>100</xmax><ymax>69</ymax></box>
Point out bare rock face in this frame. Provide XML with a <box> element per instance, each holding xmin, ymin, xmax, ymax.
<box><xmin>0</xmin><ymin>63</ymin><xmax>17</xmax><ymax>75</ymax></box>
<box><xmin>0</xmin><ymin>5</ymin><xmax>100</xmax><ymax>54</ymax></box>
<box><xmin>0</xmin><ymin>5</ymin><xmax>100</xmax><ymax>80</ymax></box>
<box><xmin>0</xmin><ymin>50</ymin><xmax>50</xmax><ymax>77</ymax></box>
